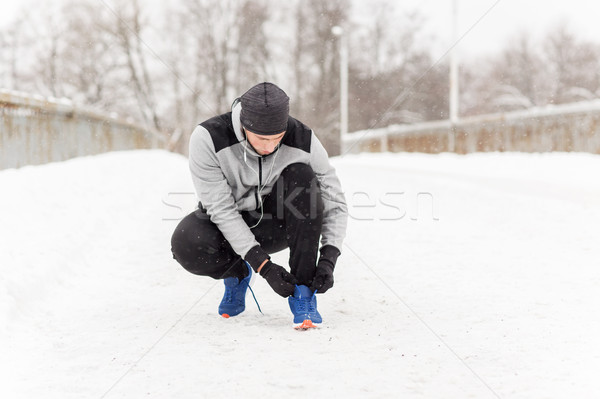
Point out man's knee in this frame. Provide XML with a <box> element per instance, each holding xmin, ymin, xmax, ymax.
<box><xmin>171</xmin><ymin>213</ymin><xmax>215</xmax><ymax>272</ymax></box>
<box><xmin>276</xmin><ymin>163</ymin><xmax>323</xmax><ymax>220</ymax></box>
<box><xmin>171</xmin><ymin>215</ymin><xmax>198</xmax><ymax>268</ymax></box>
<box><xmin>279</xmin><ymin>163</ymin><xmax>322</xmax><ymax>200</ymax></box>
<box><xmin>280</xmin><ymin>163</ymin><xmax>317</xmax><ymax>186</ymax></box>
<box><xmin>171</xmin><ymin>211</ymin><xmax>242</xmax><ymax>279</ymax></box>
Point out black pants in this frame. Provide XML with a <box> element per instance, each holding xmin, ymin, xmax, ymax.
<box><xmin>171</xmin><ymin>163</ymin><xmax>324</xmax><ymax>285</ymax></box>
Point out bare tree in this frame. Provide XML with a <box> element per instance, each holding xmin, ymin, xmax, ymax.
<box><xmin>0</xmin><ymin>15</ymin><xmax>29</xmax><ymax>91</ymax></box>
<box><xmin>544</xmin><ymin>24</ymin><xmax>600</xmax><ymax>103</ymax></box>
<box><xmin>102</xmin><ymin>0</ymin><xmax>163</xmax><ymax>131</ymax></box>
<box><xmin>291</xmin><ymin>3</ymin><xmax>309</xmax><ymax>117</ymax></box>
<box><xmin>466</xmin><ymin>25</ymin><xmax>600</xmax><ymax>115</ymax></box>
<box><xmin>347</xmin><ymin>4</ymin><xmax>445</xmax><ymax>129</ymax></box>
<box><xmin>0</xmin><ymin>27</ymin><xmax>13</xmax><ymax>89</ymax></box>
<box><xmin>464</xmin><ymin>32</ymin><xmax>544</xmax><ymax>114</ymax></box>
<box><xmin>157</xmin><ymin>6</ymin><xmax>195</xmax><ymax>152</ymax></box>
<box><xmin>152</xmin><ymin>0</ymin><xmax>274</xmax><ymax>152</ymax></box>
<box><xmin>176</xmin><ymin>0</ymin><xmax>272</xmax><ymax>114</ymax></box>
<box><xmin>19</xmin><ymin>5</ymin><xmax>66</xmax><ymax>98</ymax></box>
<box><xmin>289</xmin><ymin>0</ymin><xmax>350</xmax><ymax>154</ymax></box>
<box><xmin>43</xmin><ymin>1</ymin><xmax>126</xmax><ymax>110</ymax></box>
<box><xmin>234</xmin><ymin>0</ymin><xmax>271</xmax><ymax>93</ymax></box>
<box><xmin>11</xmin><ymin>0</ymin><xmax>600</xmax><ymax>158</ymax></box>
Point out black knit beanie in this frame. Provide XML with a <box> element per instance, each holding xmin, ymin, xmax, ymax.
<box><xmin>240</xmin><ymin>82</ymin><xmax>290</xmax><ymax>135</ymax></box>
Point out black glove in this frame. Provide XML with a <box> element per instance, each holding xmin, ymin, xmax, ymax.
<box><xmin>310</xmin><ymin>259</ymin><xmax>335</xmax><ymax>293</ymax></box>
<box><xmin>310</xmin><ymin>245</ymin><xmax>340</xmax><ymax>293</ymax></box>
<box><xmin>259</xmin><ymin>261</ymin><xmax>298</xmax><ymax>297</ymax></box>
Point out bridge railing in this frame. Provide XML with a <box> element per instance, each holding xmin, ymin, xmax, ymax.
<box><xmin>1</xmin><ymin>89</ymin><xmax>164</xmax><ymax>170</ymax></box>
<box><xmin>342</xmin><ymin>101</ymin><xmax>600</xmax><ymax>155</ymax></box>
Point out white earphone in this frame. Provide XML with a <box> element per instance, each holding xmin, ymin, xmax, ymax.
<box><xmin>243</xmin><ymin>134</ymin><xmax>279</xmax><ymax>229</ymax></box>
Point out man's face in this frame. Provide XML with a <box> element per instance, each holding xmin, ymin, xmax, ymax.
<box><xmin>245</xmin><ymin>129</ymin><xmax>285</xmax><ymax>156</ymax></box>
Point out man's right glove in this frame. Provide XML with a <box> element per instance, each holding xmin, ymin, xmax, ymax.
<box><xmin>259</xmin><ymin>261</ymin><xmax>298</xmax><ymax>297</ymax></box>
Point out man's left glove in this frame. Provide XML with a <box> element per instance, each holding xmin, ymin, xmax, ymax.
<box><xmin>310</xmin><ymin>259</ymin><xmax>335</xmax><ymax>293</ymax></box>
<box><xmin>310</xmin><ymin>245</ymin><xmax>340</xmax><ymax>293</ymax></box>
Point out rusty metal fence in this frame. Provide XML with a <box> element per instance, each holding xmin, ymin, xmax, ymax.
<box><xmin>343</xmin><ymin>101</ymin><xmax>600</xmax><ymax>155</ymax></box>
<box><xmin>1</xmin><ymin>90</ymin><xmax>164</xmax><ymax>170</ymax></box>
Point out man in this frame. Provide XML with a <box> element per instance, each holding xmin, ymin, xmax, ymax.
<box><xmin>171</xmin><ymin>82</ymin><xmax>347</xmax><ymax>329</ymax></box>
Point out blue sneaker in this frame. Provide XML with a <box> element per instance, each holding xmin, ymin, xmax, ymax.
<box><xmin>288</xmin><ymin>285</ymin><xmax>322</xmax><ymax>328</ymax></box>
<box><xmin>219</xmin><ymin>261</ymin><xmax>253</xmax><ymax>318</ymax></box>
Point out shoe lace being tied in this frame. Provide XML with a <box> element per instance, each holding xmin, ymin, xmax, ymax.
<box><xmin>248</xmin><ymin>285</ymin><xmax>262</xmax><ymax>314</ymax></box>
<box><xmin>223</xmin><ymin>285</ymin><xmax>259</xmax><ymax>311</ymax></box>
<box><xmin>223</xmin><ymin>276</ymin><xmax>262</xmax><ymax>314</ymax></box>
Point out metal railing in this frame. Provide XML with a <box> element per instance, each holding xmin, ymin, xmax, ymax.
<box><xmin>1</xmin><ymin>89</ymin><xmax>164</xmax><ymax>169</ymax></box>
<box><xmin>343</xmin><ymin>101</ymin><xmax>600</xmax><ymax>155</ymax></box>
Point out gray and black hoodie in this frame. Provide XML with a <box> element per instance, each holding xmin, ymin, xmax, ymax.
<box><xmin>189</xmin><ymin>100</ymin><xmax>348</xmax><ymax>267</ymax></box>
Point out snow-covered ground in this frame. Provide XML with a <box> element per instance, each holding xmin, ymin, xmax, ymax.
<box><xmin>1</xmin><ymin>150</ymin><xmax>599</xmax><ymax>398</ymax></box>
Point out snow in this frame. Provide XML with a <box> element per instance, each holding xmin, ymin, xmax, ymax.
<box><xmin>1</xmin><ymin>149</ymin><xmax>600</xmax><ymax>398</ymax></box>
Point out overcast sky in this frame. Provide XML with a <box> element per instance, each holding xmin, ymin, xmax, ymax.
<box><xmin>1</xmin><ymin>0</ymin><xmax>598</xmax><ymax>59</ymax></box>
<box><xmin>403</xmin><ymin>0</ymin><xmax>600</xmax><ymax>59</ymax></box>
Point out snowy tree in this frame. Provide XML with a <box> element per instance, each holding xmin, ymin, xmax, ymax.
<box><xmin>543</xmin><ymin>24</ymin><xmax>600</xmax><ymax>103</ymax></box>
<box><xmin>464</xmin><ymin>32</ymin><xmax>545</xmax><ymax>114</ymax></box>
<box><xmin>462</xmin><ymin>25</ymin><xmax>600</xmax><ymax>115</ymax></box>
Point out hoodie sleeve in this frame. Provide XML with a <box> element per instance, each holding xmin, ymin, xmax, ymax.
<box><xmin>188</xmin><ymin>125</ymin><xmax>266</xmax><ymax>264</ymax></box>
<box><xmin>308</xmin><ymin>132</ymin><xmax>348</xmax><ymax>253</ymax></box>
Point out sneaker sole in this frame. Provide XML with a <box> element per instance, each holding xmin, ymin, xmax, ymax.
<box><xmin>294</xmin><ymin>319</ymin><xmax>318</xmax><ymax>330</ymax></box>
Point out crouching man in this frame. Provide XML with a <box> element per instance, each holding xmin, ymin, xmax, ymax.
<box><xmin>171</xmin><ymin>82</ymin><xmax>348</xmax><ymax>328</ymax></box>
